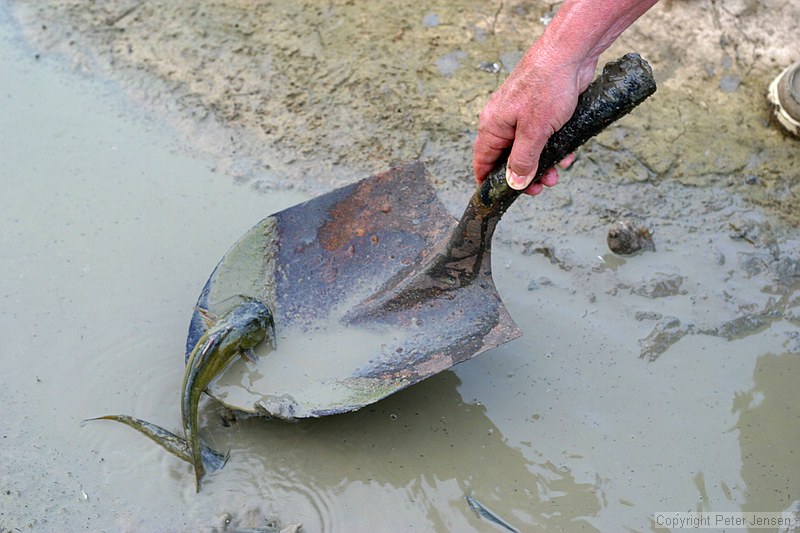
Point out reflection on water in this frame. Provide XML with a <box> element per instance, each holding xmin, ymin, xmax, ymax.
<box><xmin>735</xmin><ymin>352</ymin><xmax>800</xmax><ymax>516</ymax></box>
<box><xmin>201</xmin><ymin>370</ymin><xmax>602</xmax><ymax>531</ymax></box>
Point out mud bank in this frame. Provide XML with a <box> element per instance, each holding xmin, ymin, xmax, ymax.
<box><xmin>7</xmin><ymin>0</ymin><xmax>800</xmax><ymax>222</ymax></box>
<box><xmin>1</xmin><ymin>1</ymin><xmax>799</xmax><ymax>532</ymax></box>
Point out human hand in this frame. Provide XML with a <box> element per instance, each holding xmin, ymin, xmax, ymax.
<box><xmin>473</xmin><ymin>42</ymin><xmax>596</xmax><ymax>195</ymax></box>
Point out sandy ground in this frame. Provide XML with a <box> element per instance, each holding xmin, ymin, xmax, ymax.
<box><xmin>1</xmin><ymin>1</ymin><xmax>799</xmax><ymax>532</ymax></box>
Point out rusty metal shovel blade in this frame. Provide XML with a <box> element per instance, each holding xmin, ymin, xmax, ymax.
<box><xmin>185</xmin><ymin>53</ymin><xmax>657</xmax><ymax>419</ymax></box>
<box><xmin>186</xmin><ymin>161</ymin><xmax>519</xmax><ymax>419</ymax></box>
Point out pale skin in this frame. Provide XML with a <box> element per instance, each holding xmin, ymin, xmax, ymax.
<box><xmin>473</xmin><ymin>0</ymin><xmax>659</xmax><ymax>195</ymax></box>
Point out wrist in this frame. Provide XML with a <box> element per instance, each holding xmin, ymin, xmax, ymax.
<box><xmin>523</xmin><ymin>36</ymin><xmax>599</xmax><ymax>94</ymax></box>
<box><xmin>534</xmin><ymin>0</ymin><xmax>657</xmax><ymax>78</ymax></box>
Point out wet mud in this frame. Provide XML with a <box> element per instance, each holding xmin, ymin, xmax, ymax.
<box><xmin>1</xmin><ymin>1</ymin><xmax>799</xmax><ymax>532</ymax></box>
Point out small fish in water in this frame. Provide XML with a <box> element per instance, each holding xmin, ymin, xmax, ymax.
<box><xmin>466</xmin><ymin>495</ymin><xmax>520</xmax><ymax>533</ymax></box>
<box><xmin>87</xmin><ymin>297</ymin><xmax>275</xmax><ymax>491</ymax></box>
<box><xmin>183</xmin><ymin>298</ymin><xmax>275</xmax><ymax>490</ymax></box>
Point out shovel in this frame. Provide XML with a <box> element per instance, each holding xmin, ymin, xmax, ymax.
<box><xmin>186</xmin><ymin>53</ymin><xmax>657</xmax><ymax>420</ymax></box>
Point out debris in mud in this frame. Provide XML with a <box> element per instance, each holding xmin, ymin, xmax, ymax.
<box><xmin>632</xmin><ymin>273</ymin><xmax>685</xmax><ymax>299</ymax></box>
<box><xmin>539</xmin><ymin>10</ymin><xmax>556</xmax><ymax>25</ymax></box>
<box><xmin>217</xmin><ymin>511</ymin><xmax>302</xmax><ymax>533</ymax></box>
<box><xmin>607</xmin><ymin>219</ymin><xmax>655</xmax><ymax>255</ymax></box>
<box><xmin>522</xmin><ymin>242</ymin><xmax>578</xmax><ymax>271</ymax></box>
<box><xmin>643</xmin><ymin>296</ymin><xmax>793</xmax><ymax>361</ymax></box>
<box><xmin>639</xmin><ymin>316</ymin><xmax>692</xmax><ymax>362</ymax></box>
<box><xmin>635</xmin><ymin>311</ymin><xmax>663</xmax><ymax>321</ymax></box>
<box><xmin>737</xmin><ymin>249</ymin><xmax>800</xmax><ymax>285</ymax></box>
<box><xmin>783</xmin><ymin>331</ymin><xmax>800</xmax><ymax>354</ymax></box>
<box><xmin>738</xmin><ymin>252</ymin><xmax>772</xmax><ymax>277</ymax></box>
<box><xmin>605</xmin><ymin>282</ymin><xmax>631</xmax><ymax>296</ymax></box>
<box><xmin>785</xmin><ymin>296</ymin><xmax>800</xmax><ymax>325</ymax></box>
<box><xmin>220</xmin><ymin>408</ymin><xmax>238</xmax><ymax>427</ymax></box>
<box><xmin>728</xmin><ymin>220</ymin><xmax>776</xmax><ymax>247</ymax></box>
<box><xmin>477</xmin><ymin>61</ymin><xmax>502</xmax><ymax>74</ymax></box>
<box><xmin>772</xmin><ymin>255</ymin><xmax>800</xmax><ymax>286</ymax></box>
<box><xmin>527</xmin><ymin>276</ymin><xmax>553</xmax><ymax>291</ymax></box>
<box><xmin>707</xmin><ymin>313</ymin><xmax>771</xmax><ymax>340</ymax></box>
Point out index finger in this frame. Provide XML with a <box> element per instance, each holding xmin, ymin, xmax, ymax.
<box><xmin>473</xmin><ymin>111</ymin><xmax>516</xmax><ymax>183</ymax></box>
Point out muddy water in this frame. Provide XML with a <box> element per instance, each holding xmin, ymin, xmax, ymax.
<box><xmin>2</xmin><ymin>11</ymin><xmax>799</xmax><ymax>533</ymax></box>
<box><xmin>210</xmin><ymin>314</ymin><xmax>403</xmax><ymax>419</ymax></box>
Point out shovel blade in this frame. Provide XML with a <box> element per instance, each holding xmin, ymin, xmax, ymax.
<box><xmin>186</xmin><ymin>161</ymin><xmax>520</xmax><ymax>418</ymax></box>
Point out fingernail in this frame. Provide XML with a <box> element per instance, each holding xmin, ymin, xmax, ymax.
<box><xmin>505</xmin><ymin>168</ymin><xmax>530</xmax><ymax>190</ymax></box>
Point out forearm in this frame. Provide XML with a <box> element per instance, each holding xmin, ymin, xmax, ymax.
<box><xmin>538</xmin><ymin>0</ymin><xmax>658</xmax><ymax>71</ymax></box>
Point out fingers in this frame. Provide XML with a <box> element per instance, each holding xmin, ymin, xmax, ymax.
<box><xmin>522</xmin><ymin>166</ymin><xmax>559</xmax><ymax>196</ymax></box>
<box><xmin>558</xmin><ymin>153</ymin><xmax>575</xmax><ymax>169</ymax></box>
<box><xmin>506</xmin><ymin>120</ymin><xmax>573</xmax><ymax>193</ymax></box>
<box><xmin>474</xmin><ymin>111</ymin><xmax>566</xmax><ymax>197</ymax></box>
<box><xmin>524</xmin><ymin>153</ymin><xmax>571</xmax><ymax>196</ymax></box>
<box><xmin>473</xmin><ymin>105</ymin><xmax>516</xmax><ymax>184</ymax></box>
<box><xmin>472</xmin><ymin>132</ymin><xmax>508</xmax><ymax>184</ymax></box>
<box><xmin>539</xmin><ymin>166</ymin><xmax>559</xmax><ymax>187</ymax></box>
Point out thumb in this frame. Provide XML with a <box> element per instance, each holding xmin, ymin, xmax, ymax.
<box><xmin>505</xmin><ymin>124</ymin><xmax>551</xmax><ymax>190</ymax></box>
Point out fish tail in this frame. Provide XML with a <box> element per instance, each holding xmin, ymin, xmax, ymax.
<box><xmin>85</xmin><ymin>414</ymin><xmax>191</xmax><ymax>463</ymax></box>
<box><xmin>84</xmin><ymin>414</ymin><xmax>227</xmax><ymax>476</ymax></box>
<box><xmin>193</xmin><ymin>460</ymin><xmax>206</xmax><ymax>492</ymax></box>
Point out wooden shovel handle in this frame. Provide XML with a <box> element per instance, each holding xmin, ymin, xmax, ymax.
<box><xmin>475</xmin><ymin>53</ymin><xmax>657</xmax><ymax>217</ymax></box>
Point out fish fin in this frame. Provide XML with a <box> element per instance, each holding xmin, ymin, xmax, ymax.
<box><xmin>240</xmin><ymin>348</ymin><xmax>259</xmax><ymax>365</ymax></box>
<box><xmin>201</xmin><ymin>445</ymin><xmax>230</xmax><ymax>473</ymax></box>
<box><xmin>195</xmin><ymin>306</ymin><xmax>217</xmax><ymax>327</ymax></box>
<box><xmin>192</xmin><ymin>440</ymin><xmax>230</xmax><ymax>490</ymax></box>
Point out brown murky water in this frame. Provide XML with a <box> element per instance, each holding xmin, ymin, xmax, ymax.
<box><xmin>2</xmin><ymin>5</ymin><xmax>798</xmax><ymax>533</ymax></box>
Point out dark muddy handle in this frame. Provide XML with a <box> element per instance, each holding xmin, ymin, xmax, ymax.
<box><xmin>475</xmin><ymin>53</ymin><xmax>657</xmax><ymax>217</ymax></box>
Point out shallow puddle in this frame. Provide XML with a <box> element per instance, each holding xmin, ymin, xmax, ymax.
<box><xmin>1</xmin><ymin>10</ymin><xmax>798</xmax><ymax>533</ymax></box>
